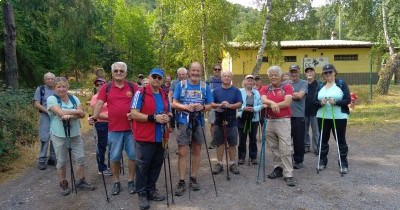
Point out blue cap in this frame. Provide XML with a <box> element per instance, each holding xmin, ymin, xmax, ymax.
<box><xmin>322</xmin><ymin>64</ymin><xmax>335</xmax><ymax>72</ymax></box>
<box><xmin>149</xmin><ymin>68</ymin><xmax>164</xmax><ymax>77</ymax></box>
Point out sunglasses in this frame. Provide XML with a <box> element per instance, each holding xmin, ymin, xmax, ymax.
<box><xmin>151</xmin><ymin>74</ymin><xmax>163</xmax><ymax>80</ymax></box>
<box><xmin>113</xmin><ymin>69</ymin><xmax>125</xmax><ymax>74</ymax></box>
<box><xmin>323</xmin><ymin>71</ymin><xmax>334</xmax><ymax>75</ymax></box>
<box><xmin>214</xmin><ymin>68</ymin><xmax>221</xmax><ymax>71</ymax></box>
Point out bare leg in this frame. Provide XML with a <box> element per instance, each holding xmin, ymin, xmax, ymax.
<box><xmin>111</xmin><ymin>161</ymin><xmax>120</xmax><ymax>182</ymax></box>
<box><xmin>128</xmin><ymin>160</ymin><xmax>135</xmax><ymax>182</ymax></box>
<box><xmin>216</xmin><ymin>145</ymin><xmax>224</xmax><ymax>162</ymax></box>
<box><xmin>191</xmin><ymin>144</ymin><xmax>202</xmax><ymax>177</ymax></box>
<box><xmin>57</xmin><ymin>166</ymin><xmax>67</xmax><ymax>182</ymax></box>
<box><xmin>177</xmin><ymin>145</ymin><xmax>189</xmax><ymax>180</ymax></box>
<box><xmin>228</xmin><ymin>146</ymin><xmax>237</xmax><ymax>162</ymax></box>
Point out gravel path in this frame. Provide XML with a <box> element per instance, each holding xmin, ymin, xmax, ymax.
<box><xmin>0</xmin><ymin>124</ymin><xmax>399</xmax><ymax>210</ymax></box>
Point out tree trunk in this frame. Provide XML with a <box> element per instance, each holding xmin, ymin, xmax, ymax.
<box><xmin>376</xmin><ymin>0</ymin><xmax>397</xmax><ymax>94</ymax></box>
<box><xmin>2</xmin><ymin>2</ymin><xmax>18</xmax><ymax>89</ymax></box>
<box><xmin>158</xmin><ymin>1</ymin><xmax>167</xmax><ymax>69</ymax></box>
<box><xmin>200</xmin><ymin>0</ymin><xmax>208</xmax><ymax>81</ymax></box>
<box><xmin>252</xmin><ymin>0</ymin><xmax>271</xmax><ymax>76</ymax></box>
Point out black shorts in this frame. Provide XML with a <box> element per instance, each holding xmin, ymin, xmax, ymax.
<box><xmin>213</xmin><ymin>126</ymin><xmax>238</xmax><ymax>146</ymax></box>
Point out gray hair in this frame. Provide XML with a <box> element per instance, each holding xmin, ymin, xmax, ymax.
<box><xmin>176</xmin><ymin>67</ymin><xmax>187</xmax><ymax>74</ymax></box>
<box><xmin>54</xmin><ymin>77</ymin><xmax>69</xmax><ymax>88</ymax></box>
<box><xmin>111</xmin><ymin>62</ymin><xmax>127</xmax><ymax>72</ymax></box>
<box><xmin>44</xmin><ymin>72</ymin><xmax>55</xmax><ymax>79</ymax></box>
<box><xmin>267</xmin><ymin>66</ymin><xmax>283</xmax><ymax>77</ymax></box>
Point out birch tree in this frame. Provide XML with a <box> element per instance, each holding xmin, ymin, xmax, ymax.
<box><xmin>252</xmin><ymin>0</ymin><xmax>271</xmax><ymax>76</ymax></box>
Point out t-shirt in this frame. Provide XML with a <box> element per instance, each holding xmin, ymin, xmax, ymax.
<box><xmin>33</xmin><ymin>85</ymin><xmax>55</xmax><ymax>109</ymax></box>
<box><xmin>90</xmin><ymin>93</ymin><xmax>108</xmax><ymax>123</ymax></box>
<box><xmin>97</xmin><ymin>81</ymin><xmax>136</xmax><ymax>131</ymax></box>
<box><xmin>316</xmin><ymin>84</ymin><xmax>349</xmax><ymax>119</ymax></box>
<box><xmin>290</xmin><ymin>79</ymin><xmax>308</xmax><ymax>117</ymax></box>
<box><xmin>132</xmin><ymin>91</ymin><xmax>171</xmax><ymax>142</ymax></box>
<box><xmin>33</xmin><ymin>85</ymin><xmax>54</xmax><ymax>140</ymax></box>
<box><xmin>260</xmin><ymin>83</ymin><xmax>293</xmax><ymax>119</ymax></box>
<box><xmin>169</xmin><ymin>79</ymin><xmax>179</xmax><ymax>92</ymax></box>
<box><xmin>173</xmin><ymin>80</ymin><xmax>212</xmax><ymax>125</ymax></box>
<box><xmin>208</xmin><ymin>76</ymin><xmax>222</xmax><ymax>91</ymax></box>
<box><xmin>47</xmin><ymin>95</ymin><xmax>81</xmax><ymax>138</ymax></box>
<box><xmin>212</xmin><ymin>86</ymin><xmax>242</xmax><ymax>127</ymax></box>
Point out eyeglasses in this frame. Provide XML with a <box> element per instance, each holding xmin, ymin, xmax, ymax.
<box><xmin>323</xmin><ymin>71</ymin><xmax>333</xmax><ymax>75</ymax></box>
<box><xmin>214</xmin><ymin>68</ymin><xmax>221</xmax><ymax>71</ymax></box>
<box><xmin>151</xmin><ymin>74</ymin><xmax>163</xmax><ymax>80</ymax></box>
<box><xmin>113</xmin><ymin>69</ymin><xmax>125</xmax><ymax>74</ymax></box>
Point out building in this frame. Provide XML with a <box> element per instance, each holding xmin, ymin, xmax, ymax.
<box><xmin>222</xmin><ymin>40</ymin><xmax>378</xmax><ymax>85</ymax></box>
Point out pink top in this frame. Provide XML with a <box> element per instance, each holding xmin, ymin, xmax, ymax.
<box><xmin>90</xmin><ymin>93</ymin><xmax>108</xmax><ymax>122</ymax></box>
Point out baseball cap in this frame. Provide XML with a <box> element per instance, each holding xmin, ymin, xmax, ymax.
<box><xmin>322</xmin><ymin>64</ymin><xmax>335</xmax><ymax>72</ymax></box>
<box><xmin>289</xmin><ymin>65</ymin><xmax>300</xmax><ymax>71</ymax></box>
<box><xmin>245</xmin><ymin>74</ymin><xmax>254</xmax><ymax>79</ymax></box>
<box><xmin>149</xmin><ymin>68</ymin><xmax>164</xmax><ymax>77</ymax></box>
<box><xmin>254</xmin><ymin>75</ymin><xmax>261</xmax><ymax>80</ymax></box>
<box><xmin>138</xmin><ymin>74</ymin><xmax>144</xmax><ymax>79</ymax></box>
<box><xmin>94</xmin><ymin>77</ymin><xmax>106</xmax><ymax>84</ymax></box>
<box><xmin>305</xmin><ymin>67</ymin><xmax>315</xmax><ymax>72</ymax></box>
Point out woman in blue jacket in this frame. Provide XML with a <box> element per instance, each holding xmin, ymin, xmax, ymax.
<box><xmin>237</xmin><ymin>75</ymin><xmax>263</xmax><ymax>165</ymax></box>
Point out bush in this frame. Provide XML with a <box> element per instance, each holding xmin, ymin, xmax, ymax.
<box><xmin>0</xmin><ymin>88</ymin><xmax>38</xmax><ymax>171</ymax></box>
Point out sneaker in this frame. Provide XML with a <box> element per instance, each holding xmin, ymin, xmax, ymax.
<box><xmin>340</xmin><ymin>167</ymin><xmax>349</xmax><ymax>174</ymax></box>
<box><xmin>189</xmin><ymin>177</ymin><xmax>200</xmax><ymax>191</ymax></box>
<box><xmin>128</xmin><ymin>181</ymin><xmax>136</xmax><ymax>194</ymax></box>
<box><xmin>284</xmin><ymin>177</ymin><xmax>296</xmax><ymax>187</ymax></box>
<box><xmin>148</xmin><ymin>190</ymin><xmax>165</xmax><ymax>201</ymax></box>
<box><xmin>38</xmin><ymin>162</ymin><xmax>47</xmax><ymax>170</ymax></box>
<box><xmin>229</xmin><ymin>164</ymin><xmax>240</xmax><ymax>175</ymax></box>
<box><xmin>47</xmin><ymin>159</ymin><xmax>56</xmax><ymax>166</ymax></box>
<box><xmin>293</xmin><ymin>162</ymin><xmax>303</xmax><ymax>169</ymax></box>
<box><xmin>112</xmin><ymin>182</ymin><xmax>121</xmax><ymax>195</ymax></box>
<box><xmin>251</xmin><ymin>159</ymin><xmax>258</xmax><ymax>165</ymax></box>
<box><xmin>212</xmin><ymin>163</ymin><xmax>223</xmax><ymax>175</ymax></box>
<box><xmin>304</xmin><ymin>146</ymin><xmax>311</xmax><ymax>153</ymax></box>
<box><xmin>98</xmin><ymin>168</ymin><xmax>113</xmax><ymax>176</ymax></box>
<box><xmin>267</xmin><ymin>167</ymin><xmax>283</xmax><ymax>179</ymax></box>
<box><xmin>238</xmin><ymin>159</ymin><xmax>245</xmax><ymax>165</ymax></box>
<box><xmin>174</xmin><ymin>181</ymin><xmax>186</xmax><ymax>196</ymax></box>
<box><xmin>76</xmin><ymin>177</ymin><xmax>95</xmax><ymax>191</ymax></box>
<box><xmin>138</xmin><ymin>192</ymin><xmax>150</xmax><ymax>210</ymax></box>
<box><xmin>59</xmin><ymin>180</ymin><xmax>70</xmax><ymax>196</ymax></box>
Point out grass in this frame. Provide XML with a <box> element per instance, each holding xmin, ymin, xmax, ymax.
<box><xmin>349</xmin><ymin>85</ymin><xmax>400</xmax><ymax>126</ymax></box>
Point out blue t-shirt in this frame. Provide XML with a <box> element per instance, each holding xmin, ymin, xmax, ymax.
<box><xmin>209</xmin><ymin>76</ymin><xmax>222</xmax><ymax>92</ymax></box>
<box><xmin>173</xmin><ymin>80</ymin><xmax>213</xmax><ymax>125</ymax></box>
<box><xmin>212</xmin><ymin>86</ymin><xmax>242</xmax><ymax>127</ymax></box>
<box><xmin>132</xmin><ymin>91</ymin><xmax>171</xmax><ymax>142</ymax></box>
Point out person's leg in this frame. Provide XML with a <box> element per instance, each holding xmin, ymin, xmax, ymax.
<box><xmin>304</xmin><ymin>116</ymin><xmax>311</xmax><ymax>149</ymax></box>
<box><xmin>334</xmin><ymin>119</ymin><xmax>348</xmax><ymax>168</ymax></box>
<box><xmin>291</xmin><ymin>117</ymin><xmax>305</xmax><ymax>164</ymax></box>
<box><xmin>276</xmin><ymin>119</ymin><xmax>294</xmax><ymax>182</ymax></box>
<box><xmin>310</xmin><ymin>116</ymin><xmax>320</xmax><ymax>154</ymax></box>
<box><xmin>147</xmin><ymin>144</ymin><xmax>164</xmax><ymax>194</ymax></box>
<box><xmin>135</xmin><ymin>142</ymin><xmax>152</xmax><ymax>194</ymax></box>
<box><xmin>38</xmin><ymin>114</ymin><xmax>51</xmax><ymax>168</ymax></box>
<box><xmin>124</xmin><ymin>131</ymin><xmax>136</xmax><ymax>183</ymax></box>
<box><xmin>95</xmin><ymin>122</ymin><xmax>108</xmax><ymax>171</ymax></box>
<box><xmin>51</xmin><ymin>134</ymin><xmax>70</xmax><ymax>195</ymax></box>
<box><xmin>237</xmin><ymin>122</ymin><xmax>247</xmax><ymax>161</ymax></box>
<box><xmin>108</xmin><ymin>132</ymin><xmax>123</xmax><ymax>183</ymax></box>
<box><xmin>249</xmin><ymin>122</ymin><xmax>259</xmax><ymax>160</ymax></box>
<box><xmin>190</xmin><ymin>143</ymin><xmax>202</xmax><ymax>178</ymax></box>
<box><xmin>318</xmin><ymin>118</ymin><xmax>332</xmax><ymax>166</ymax></box>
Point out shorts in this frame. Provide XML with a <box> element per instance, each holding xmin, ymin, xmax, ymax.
<box><xmin>214</xmin><ymin>126</ymin><xmax>238</xmax><ymax>146</ymax></box>
<box><xmin>207</xmin><ymin>109</ymin><xmax>216</xmax><ymax>124</ymax></box>
<box><xmin>51</xmin><ymin>134</ymin><xmax>85</xmax><ymax>169</ymax></box>
<box><xmin>176</xmin><ymin>125</ymin><xmax>205</xmax><ymax>145</ymax></box>
<box><xmin>108</xmin><ymin>131</ymin><xmax>136</xmax><ymax>161</ymax></box>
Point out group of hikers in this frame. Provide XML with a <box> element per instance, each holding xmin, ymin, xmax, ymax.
<box><xmin>33</xmin><ymin>61</ymin><xmax>351</xmax><ymax>210</ymax></box>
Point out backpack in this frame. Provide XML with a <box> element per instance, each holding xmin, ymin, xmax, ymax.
<box><xmin>179</xmin><ymin>79</ymin><xmax>207</xmax><ymax>100</ymax></box>
<box><xmin>105</xmin><ymin>81</ymin><xmax>135</xmax><ymax>101</ymax></box>
<box><xmin>265</xmin><ymin>83</ymin><xmax>287</xmax><ymax>96</ymax></box>
<box><xmin>53</xmin><ymin>94</ymin><xmax>78</xmax><ymax>109</ymax></box>
<box><xmin>319</xmin><ymin>79</ymin><xmax>344</xmax><ymax>91</ymax></box>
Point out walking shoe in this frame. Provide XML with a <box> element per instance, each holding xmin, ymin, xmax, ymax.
<box><xmin>304</xmin><ymin>146</ymin><xmax>311</xmax><ymax>153</ymax></box>
<box><xmin>76</xmin><ymin>177</ymin><xmax>95</xmax><ymax>191</ymax></box>
<box><xmin>340</xmin><ymin>167</ymin><xmax>349</xmax><ymax>174</ymax></box>
<box><xmin>293</xmin><ymin>162</ymin><xmax>303</xmax><ymax>169</ymax></box>
<box><xmin>174</xmin><ymin>180</ymin><xmax>186</xmax><ymax>196</ymax></box>
<box><xmin>47</xmin><ymin>159</ymin><xmax>56</xmax><ymax>166</ymax></box>
<box><xmin>189</xmin><ymin>177</ymin><xmax>200</xmax><ymax>191</ymax></box>
<box><xmin>148</xmin><ymin>190</ymin><xmax>165</xmax><ymax>201</ymax></box>
<box><xmin>103</xmin><ymin>168</ymin><xmax>113</xmax><ymax>176</ymax></box>
<box><xmin>112</xmin><ymin>182</ymin><xmax>121</xmax><ymax>195</ymax></box>
<box><xmin>212</xmin><ymin>163</ymin><xmax>223</xmax><ymax>175</ymax></box>
<box><xmin>128</xmin><ymin>181</ymin><xmax>136</xmax><ymax>194</ymax></box>
<box><xmin>138</xmin><ymin>192</ymin><xmax>150</xmax><ymax>210</ymax></box>
<box><xmin>59</xmin><ymin>180</ymin><xmax>70</xmax><ymax>196</ymax></box>
<box><xmin>238</xmin><ymin>159</ymin><xmax>245</xmax><ymax>165</ymax></box>
<box><xmin>208</xmin><ymin>140</ymin><xmax>216</xmax><ymax>149</ymax></box>
<box><xmin>251</xmin><ymin>159</ymin><xmax>258</xmax><ymax>165</ymax></box>
<box><xmin>229</xmin><ymin>164</ymin><xmax>240</xmax><ymax>175</ymax></box>
<box><xmin>38</xmin><ymin>162</ymin><xmax>47</xmax><ymax>170</ymax></box>
<box><xmin>267</xmin><ymin>167</ymin><xmax>283</xmax><ymax>179</ymax></box>
<box><xmin>284</xmin><ymin>177</ymin><xmax>296</xmax><ymax>187</ymax></box>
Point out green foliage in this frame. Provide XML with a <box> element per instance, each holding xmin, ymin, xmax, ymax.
<box><xmin>0</xmin><ymin>87</ymin><xmax>38</xmax><ymax>171</ymax></box>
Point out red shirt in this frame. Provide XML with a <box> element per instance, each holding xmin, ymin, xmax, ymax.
<box><xmin>97</xmin><ymin>81</ymin><xmax>138</xmax><ymax>131</ymax></box>
<box><xmin>260</xmin><ymin>83</ymin><xmax>293</xmax><ymax>119</ymax></box>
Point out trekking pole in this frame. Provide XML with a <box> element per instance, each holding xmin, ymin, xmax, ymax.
<box><xmin>63</xmin><ymin>119</ymin><xmax>77</xmax><ymax>194</ymax></box>
<box><xmin>330</xmin><ymin>101</ymin><xmax>344</xmax><ymax>177</ymax></box>
<box><xmin>262</xmin><ymin>118</ymin><xmax>267</xmax><ymax>182</ymax></box>
<box><xmin>188</xmin><ymin>111</ymin><xmax>196</xmax><ymax>200</ymax></box>
<box><xmin>256</xmin><ymin>118</ymin><xmax>267</xmax><ymax>183</ymax></box>
<box><xmin>199</xmin><ymin>113</ymin><xmax>218</xmax><ymax>197</ymax></box>
<box><xmin>316</xmin><ymin>105</ymin><xmax>327</xmax><ymax>174</ymax></box>
<box><xmin>91</xmin><ymin>121</ymin><xmax>110</xmax><ymax>202</ymax></box>
<box><xmin>222</xmin><ymin>108</ymin><xmax>230</xmax><ymax>181</ymax></box>
<box><xmin>161</xmin><ymin>124</ymin><xmax>170</xmax><ymax>207</ymax></box>
<box><xmin>167</xmin><ymin>140</ymin><xmax>175</xmax><ymax>204</ymax></box>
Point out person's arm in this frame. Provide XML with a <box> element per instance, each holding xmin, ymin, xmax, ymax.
<box><xmin>334</xmin><ymin>81</ymin><xmax>351</xmax><ymax>107</ymax></box>
<box><xmin>253</xmin><ymin>91</ymin><xmax>263</xmax><ymax>112</ymax></box>
<box><xmin>34</xmin><ymin>101</ymin><xmax>47</xmax><ymax>113</ymax></box>
<box><xmin>292</xmin><ymin>91</ymin><xmax>306</xmax><ymax>101</ymax></box>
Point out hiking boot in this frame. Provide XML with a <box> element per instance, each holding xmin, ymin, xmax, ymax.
<box><xmin>76</xmin><ymin>177</ymin><xmax>95</xmax><ymax>191</ymax></box>
<box><xmin>238</xmin><ymin>159</ymin><xmax>245</xmax><ymax>165</ymax></box>
<box><xmin>340</xmin><ymin>167</ymin><xmax>349</xmax><ymax>174</ymax></box>
<box><xmin>59</xmin><ymin>180</ymin><xmax>70</xmax><ymax>196</ymax></box>
<box><xmin>128</xmin><ymin>181</ymin><xmax>136</xmax><ymax>194</ymax></box>
<box><xmin>212</xmin><ymin>163</ymin><xmax>223</xmax><ymax>175</ymax></box>
<box><xmin>251</xmin><ymin>159</ymin><xmax>258</xmax><ymax>165</ymax></box>
<box><xmin>267</xmin><ymin>167</ymin><xmax>283</xmax><ymax>179</ymax></box>
<box><xmin>38</xmin><ymin>162</ymin><xmax>47</xmax><ymax>170</ymax></box>
<box><xmin>138</xmin><ymin>192</ymin><xmax>150</xmax><ymax>210</ymax></box>
<box><xmin>189</xmin><ymin>177</ymin><xmax>200</xmax><ymax>191</ymax></box>
<box><xmin>174</xmin><ymin>181</ymin><xmax>186</xmax><ymax>196</ymax></box>
<box><xmin>47</xmin><ymin>159</ymin><xmax>56</xmax><ymax>166</ymax></box>
<box><xmin>284</xmin><ymin>177</ymin><xmax>296</xmax><ymax>187</ymax></box>
<box><xmin>148</xmin><ymin>190</ymin><xmax>165</xmax><ymax>201</ymax></box>
<box><xmin>293</xmin><ymin>162</ymin><xmax>303</xmax><ymax>169</ymax></box>
<box><xmin>229</xmin><ymin>164</ymin><xmax>240</xmax><ymax>175</ymax></box>
<box><xmin>112</xmin><ymin>182</ymin><xmax>121</xmax><ymax>195</ymax></box>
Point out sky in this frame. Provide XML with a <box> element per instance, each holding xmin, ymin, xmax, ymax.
<box><xmin>226</xmin><ymin>0</ymin><xmax>328</xmax><ymax>8</ymax></box>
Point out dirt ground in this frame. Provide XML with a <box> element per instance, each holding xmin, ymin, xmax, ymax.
<box><xmin>0</xmin><ymin>123</ymin><xmax>399</xmax><ymax>210</ymax></box>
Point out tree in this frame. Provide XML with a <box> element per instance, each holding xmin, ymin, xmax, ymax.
<box><xmin>2</xmin><ymin>1</ymin><xmax>18</xmax><ymax>89</ymax></box>
<box><xmin>252</xmin><ymin>0</ymin><xmax>271</xmax><ymax>76</ymax></box>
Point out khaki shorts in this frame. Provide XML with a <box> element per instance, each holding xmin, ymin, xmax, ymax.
<box><xmin>51</xmin><ymin>134</ymin><xmax>85</xmax><ymax>169</ymax></box>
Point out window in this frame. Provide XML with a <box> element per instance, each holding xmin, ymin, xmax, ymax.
<box><xmin>262</xmin><ymin>56</ymin><xmax>268</xmax><ymax>62</ymax></box>
<box><xmin>334</xmin><ymin>54</ymin><xmax>358</xmax><ymax>61</ymax></box>
<box><xmin>284</xmin><ymin>56</ymin><xmax>296</xmax><ymax>62</ymax></box>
